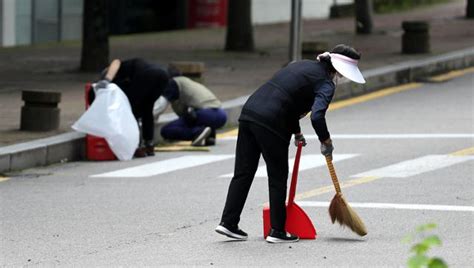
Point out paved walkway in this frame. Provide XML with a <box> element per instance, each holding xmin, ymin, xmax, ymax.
<box><xmin>0</xmin><ymin>0</ymin><xmax>472</xmax><ymax>146</ymax></box>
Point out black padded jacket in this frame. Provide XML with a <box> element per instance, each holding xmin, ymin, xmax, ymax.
<box><xmin>239</xmin><ymin>60</ymin><xmax>335</xmax><ymax>142</ymax></box>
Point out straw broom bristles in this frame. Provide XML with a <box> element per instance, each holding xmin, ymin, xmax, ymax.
<box><xmin>329</xmin><ymin>193</ymin><xmax>367</xmax><ymax>236</ymax></box>
<box><xmin>325</xmin><ymin>156</ymin><xmax>367</xmax><ymax>236</ymax></box>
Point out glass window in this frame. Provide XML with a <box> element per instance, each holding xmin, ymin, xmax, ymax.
<box><xmin>33</xmin><ymin>0</ymin><xmax>59</xmax><ymax>43</ymax></box>
<box><xmin>15</xmin><ymin>0</ymin><xmax>32</xmax><ymax>45</ymax></box>
<box><xmin>60</xmin><ymin>0</ymin><xmax>83</xmax><ymax>41</ymax></box>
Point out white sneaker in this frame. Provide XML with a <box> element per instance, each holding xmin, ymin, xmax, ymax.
<box><xmin>266</xmin><ymin>229</ymin><xmax>299</xmax><ymax>243</ymax></box>
<box><xmin>191</xmin><ymin>127</ymin><xmax>212</xmax><ymax>146</ymax></box>
<box><xmin>215</xmin><ymin>223</ymin><xmax>248</xmax><ymax>240</ymax></box>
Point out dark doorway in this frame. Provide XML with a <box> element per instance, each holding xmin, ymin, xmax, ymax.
<box><xmin>108</xmin><ymin>0</ymin><xmax>187</xmax><ymax>35</ymax></box>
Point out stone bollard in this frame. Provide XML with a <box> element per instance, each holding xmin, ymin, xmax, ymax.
<box><xmin>402</xmin><ymin>21</ymin><xmax>430</xmax><ymax>54</ymax></box>
<box><xmin>168</xmin><ymin>61</ymin><xmax>205</xmax><ymax>83</ymax></box>
<box><xmin>302</xmin><ymin>41</ymin><xmax>329</xmax><ymax>60</ymax></box>
<box><xmin>20</xmin><ymin>91</ymin><xmax>61</xmax><ymax>131</ymax></box>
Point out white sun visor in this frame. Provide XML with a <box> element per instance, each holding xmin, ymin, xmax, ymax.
<box><xmin>330</xmin><ymin>53</ymin><xmax>366</xmax><ymax>84</ymax></box>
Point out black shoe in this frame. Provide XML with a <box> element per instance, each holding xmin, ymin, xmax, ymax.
<box><xmin>134</xmin><ymin>147</ymin><xmax>147</xmax><ymax>158</ymax></box>
<box><xmin>191</xmin><ymin>127</ymin><xmax>212</xmax><ymax>146</ymax></box>
<box><xmin>266</xmin><ymin>229</ymin><xmax>299</xmax><ymax>243</ymax></box>
<box><xmin>205</xmin><ymin>137</ymin><xmax>216</xmax><ymax>146</ymax></box>
<box><xmin>144</xmin><ymin>141</ymin><xmax>155</xmax><ymax>156</ymax></box>
<box><xmin>215</xmin><ymin>222</ymin><xmax>248</xmax><ymax>240</ymax></box>
<box><xmin>145</xmin><ymin>145</ymin><xmax>155</xmax><ymax>156</ymax></box>
<box><xmin>205</xmin><ymin>129</ymin><xmax>216</xmax><ymax>146</ymax></box>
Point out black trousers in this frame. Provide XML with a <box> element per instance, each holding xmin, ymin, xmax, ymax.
<box><xmin>221</xmin><ymin>121</ymin><xmax>290</xmax><ymax>231</ymax></box>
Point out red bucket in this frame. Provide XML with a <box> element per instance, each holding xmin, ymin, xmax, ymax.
<box><xmin>84</xmin><ymin>83</ymin><xmax>117</xmax><ymax>161</ymax></box>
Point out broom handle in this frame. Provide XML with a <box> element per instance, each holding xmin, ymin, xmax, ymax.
<box><xmin>325</xmin><ymin>156</ymin><xmax>342</xmax><ymax>194</ymax></box>
<box><xmin>288</xmin><ymin>141</ymin><xmax>303</xmax><ymax>206</ymax></box>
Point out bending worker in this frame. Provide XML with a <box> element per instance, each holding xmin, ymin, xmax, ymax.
<box><xmin>215</xmin><ymin>44</ymin><xmax>366</xmax><ymax>243</ymax></box>
<box><xmin>153</xmin><ymin>70</ymin><xmax>227</xmax><ymax>146</ymax></box>
<box><xmin>92</xmin><ymin>58</ymin><xmax>169</xmax><ymax>157</ymax></box>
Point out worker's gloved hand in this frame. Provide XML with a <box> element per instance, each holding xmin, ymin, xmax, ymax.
<box><xmin>320</xmin><ymin>138</ymin><xmax>334</xmax><ymax>159</ymax></box>
<box><xmin>294</xmin><ymin>133</ymin><xmax>307</xmax><ymax>147</ymax></box>
<box><xmin>95</xmin><ymin>79</ymin><xmax>110</xmax><ymax>90</ymax></box>
<box><xmin>183</xmin><ymin>107</ymin><xmax>198</xmax><ymax>125</ymax></box>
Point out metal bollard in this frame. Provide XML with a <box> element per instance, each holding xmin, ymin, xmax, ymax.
<box><xmin>402</xmin><ymin>21</ymin><xmax>430</xmax><ymax>54</ymax></box>
<box><xmin>302</xmin><ymin>41</ymin><xmax>329</xmax><ymax>60</ymax></box>
<box><xmin>20</xmin><ymin>90</ymin><xmax>61</xmax><ymax>131</ymax></box>
<box><xmin>168</xmin><ymin>61</ymin><xmax>205</xmax><ymax>83</ymax></box>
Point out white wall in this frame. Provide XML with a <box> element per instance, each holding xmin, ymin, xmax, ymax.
<box><xmin>1</xmin><ymin>0</ymin><xmax>16</xmax><ymax>46</ymax></box>
<box><xmin>252</xmin><ymin>0</ymin><xmax>353</xmax><ymax>25</ymax></box>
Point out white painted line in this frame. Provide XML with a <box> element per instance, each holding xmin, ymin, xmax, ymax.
<box><xmin>219</xmin><ymin>133</ymin><xmax>474</xmax><ymax>141</ymax></box>
<box><xmin>297</xmin><ymin>201</ymin><xmax>474</xmax><ymax>212</ymax></box>
<box><xmin>352</xmin><ymin>155</ymin><xmax>474</xmax><ymax>178</ymax></box>
<box><xmin>220</xmin><ymin>154</ymin><xmax>358</xmax><ymax>178</ymax></box>
<box><xmin>91</xmin><ymin>155</ymin><xmax>234</xmax><ymax>178</ymax></box>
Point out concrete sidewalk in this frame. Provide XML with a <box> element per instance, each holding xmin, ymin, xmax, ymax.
<box><xmin>0</xmin><ymin>0</ymin><xmax>473</xmax><ymax>173</ymax></box>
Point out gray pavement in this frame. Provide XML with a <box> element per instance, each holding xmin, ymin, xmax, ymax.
<box><xmin>0</xmin><ymin>2</ymin><xmax>473</xmax><ymax>265</ymax></box>
<box><xmin>0</xmin><ymin>72</ymin><xmax>472</xmax><ymax>266</ymax></box>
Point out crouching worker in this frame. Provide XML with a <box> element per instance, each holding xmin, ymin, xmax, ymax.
<box><xmin>90</xmin><ymin>58</ymin><xmax>169</xmax><ymax>157</ymax></box>
<box><xmin>153</xmin><ymin>69</ymin><xmax>227</xmax><ymax>146</ymax></box>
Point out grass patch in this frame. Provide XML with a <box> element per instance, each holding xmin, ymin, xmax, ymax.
<box><xmin>374</xmin><ymin>0</ymin><xmax>453</xmax><ymax>14</ymax></box>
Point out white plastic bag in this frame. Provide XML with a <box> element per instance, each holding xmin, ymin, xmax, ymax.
<box><xmin>72</xmin><ymin>83</ymin><xmax>139</xmax><ymax>161</ymax></box>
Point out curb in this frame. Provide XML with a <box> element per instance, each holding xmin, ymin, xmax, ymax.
<box><xmin>334</xmin><ymin>48</ymin><xmax>474</xmax><ymax>100</ymax></box>
<box><xmin>0</xmin><ymin>132</ymin><xmax>85</xmax><ymax>173</ymax></box>
<box><xmin>1</xmin><ymin>48</ymin><xmax>473</xmax><ymax>173</ymax></box>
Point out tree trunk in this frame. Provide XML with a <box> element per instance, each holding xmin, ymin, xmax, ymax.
<box><xmin>355</xmin><ymin>0</ymin><xmax>373</xmax><ymax>34</ymax></box>
<box><xmin>80</xmin><ymin>0</ymin><xmax>109</xmax><ymax>72</ymax></box>
<box><xmin>467</xmin><ymin>0</ymin><xmax>474</xmax><ymax>18</ymax></box>
<box><xmin>225</xmin><ymin>0</ymin><xmax>255</xmax><ymax>52</ymax></box>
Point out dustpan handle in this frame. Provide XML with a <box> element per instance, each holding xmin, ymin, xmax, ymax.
<box><xmin>325</xmin><ymin>156</ymin><xmax>342</xmax><ymax>194</ymax></box>
<box><xmin>287</xmin><ymin>141</ymin><xmax>303</xmax><ymax>206</ymax></box>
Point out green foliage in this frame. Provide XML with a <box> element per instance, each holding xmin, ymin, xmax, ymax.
<box><xmin>373</xmin><ymin>0</ymin><xmax>451</xmax><ymax>13</ymax></box>
<box><xmin>403</xmin><ymin>223</ymin><xmax>448</xmax><ymax>268</ymax></box>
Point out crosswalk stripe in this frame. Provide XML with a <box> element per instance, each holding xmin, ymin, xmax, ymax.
<box><xmin>220</xmin><ymin>154</ymin><xmax>358</xmax><ymax>178</ymax></box>
<box><xmin>219</xmin><ymin>133</ymin><xmax>474</xmax><ymax>141</ymax></box>
<box><xmin>91</xmin><ymin>155</ymin><xmax>234</xmax><ymax>178</ymax></box>
<box><xmin>326</xmin><ymin>134</ymin><xmax>474</xmax><ymax>139</ymax></box>
<box><xmin>352</xmin><ymin>155</ymin><xmax>474</xmax><ymax>178</ymax></box>
<box><xmin>297</xmin><ymin>201</ymin><xmax>474</xmax><ymax>212</ymax></box>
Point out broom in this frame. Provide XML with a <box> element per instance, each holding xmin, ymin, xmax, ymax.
<box><xmin>325</xmin><ymin>155</ymin><xmax>367</xmax><ymax>236</ymax></box>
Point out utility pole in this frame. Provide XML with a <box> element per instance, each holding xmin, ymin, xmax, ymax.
<box><xmin>289</xmin><ymin>0</ymin><xmax>302</xmax><ymax>62</ymax></box>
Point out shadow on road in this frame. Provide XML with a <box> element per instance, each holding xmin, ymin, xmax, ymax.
<box><xmin>322</xmin><ymin>237</ymin><xmax>367</xmax><ymax>243</ymax></box>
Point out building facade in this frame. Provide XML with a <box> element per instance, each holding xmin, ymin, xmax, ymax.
<box><xmin>0</xmin><ymin>0</ymin><xmax>82</xmax><ymax>47</ymax></box>
<box><xmin>0</xmin><ymin>0</ymin><xmax>352</xmax><ymax>47</ymax></box>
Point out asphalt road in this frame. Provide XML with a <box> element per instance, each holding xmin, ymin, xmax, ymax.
<box><xmin>1</xmin><ymin>72</ymin><xmax>473</xmax><ymax>267</ymax></box>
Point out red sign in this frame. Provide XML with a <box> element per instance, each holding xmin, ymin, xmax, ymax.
<box><xmin>188</xmin><ymin>0</ymin><xmax>228</xmax><ymax>28</ymax></box>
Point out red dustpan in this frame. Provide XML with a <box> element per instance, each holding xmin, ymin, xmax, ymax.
<box><xmin>263</xmin><ymin>141</ymin><xmax>317</xmax><ymax>239</ymax></box>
